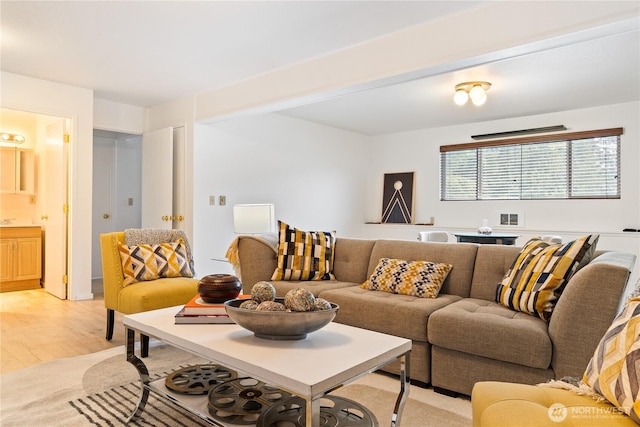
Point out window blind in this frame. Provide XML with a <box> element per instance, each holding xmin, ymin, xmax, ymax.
<box><xmin>440</xmin><ymin>128</ymin><xmax>622</xmax><ymax>201</ymax></box>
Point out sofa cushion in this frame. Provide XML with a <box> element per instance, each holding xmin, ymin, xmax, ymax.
<box><xmin>269</xmin><ymin>280</ymin><xmax>359</xmax><ymax>298</ymax></box>
<box><xmin>332</xmin><ymin>238</ymin><xmax>376</xmax><ymax>283</ymax></box>
<box><xmin>320</xmin><ymin>285</ymin><xmax>462</xmax><ymax>342</ymax></box>
<box><xmin>361</xmin><ymin>257</ymin><xmax>452</xmax><ymax>298</ymax></box>
<box><xmin>496</xmin><ymin>235</ymin><xmax>598</xmax><ymax>321</ymax></box>
<box><xmin>271</xmin><ymin>221</ymin><xmax>336</xmax><ymax>281</ymax></box>
<box><xmin>429</xmin><ymin>298</ymin><xmax>552</xmax><ymax>369</ymax></box>
<box><xmin>583</xmin><ymin>298</ymin><xmax>640</xmax><ymax>423</ymax></box>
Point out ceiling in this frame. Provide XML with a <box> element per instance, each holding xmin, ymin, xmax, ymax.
<box><xmin>1</xmin><ymin>1</ymin><xmax>639</xmax><ymax>136</ymax></box>
<box><xmin>280</xmin><ymin>29</ymin><xmax>640</xmax><ymax>135</ymax></box>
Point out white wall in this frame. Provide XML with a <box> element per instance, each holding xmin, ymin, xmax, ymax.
<box><xmin>192</xmin><ymin>113</ymin><xmax>369</xmax><ymax>276</ymax></box>
<box><xmin>1</xmin><ymin>72</ymin><xmax>94</xmax><ymax>300</ymax></box>
<box><xmin>364</xmin><ymin>101</ymin><xmax>640</xmax><ymax>291</ymax></box>
<box><xmin>93</xmin><ymin>98</ymin><xmax>144</xmax><ymax>134</ymax></box>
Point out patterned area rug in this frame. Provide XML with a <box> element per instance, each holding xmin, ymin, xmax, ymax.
<box><xmin>0</xmin><ymin>344</ymin><xmax>471</xmax><ymax>426</ymax></box>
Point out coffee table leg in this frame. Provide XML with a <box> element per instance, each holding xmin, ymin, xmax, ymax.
<box><xmin>125</xmin><ymin>327</ymin><xmax>151</xmax><ymax>422</ymax></box>
<box><xmin>391</xmin><ymin>352</ymin><xmax>410</xmax><ymax>426</ymax></box>
<box><xmin>304</xmin><ymin>397</ymin><xmax>321</xmax><ymax>426</ymax></box>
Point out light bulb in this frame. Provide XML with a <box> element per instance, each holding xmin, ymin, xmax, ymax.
<box><xmin>469</xmin><ymin>85</ymin><xmax>485</xmax><ymax>102</ymax></box>
<box><xmin>471</xmin><ymin>91</ymin><xmax>487</xmax><ymax>106</ymax></box>
<box><xmin>453</xmin><ymin>89</ymin><xmax>468</xmax><ymax>106</ymax></box>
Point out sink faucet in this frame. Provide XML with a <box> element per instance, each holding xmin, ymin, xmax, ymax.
<box><xmin>1</xmin><ymin>218</ymin><xmax>16</xmax><ymax>225</ymax></box>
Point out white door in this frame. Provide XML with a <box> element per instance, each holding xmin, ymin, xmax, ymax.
<box><xmin>43</xmin><ymin>119</ymin><xmax>69</xmax><ymax>299</ymax></box>
<box><xmin>141</xmin><ymin>127</ymin><xmax>173</xmax><ymax>229</ymax></box>
<box><xmin>91</xmin><ymin>138</ymin><xmax>114</xmax><ymax>278</ymax></box>
<box><xmin>172</xmin><ymin>127</ymin><xmax>185</xmax><ymax>230</ymax></box>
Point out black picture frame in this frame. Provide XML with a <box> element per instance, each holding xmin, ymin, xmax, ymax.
<box><xmin>381</xmin><ymin>172</ymin><xmax>414</xmax><ymax>224</ymax></box>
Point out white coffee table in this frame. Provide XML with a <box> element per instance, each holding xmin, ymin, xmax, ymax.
<box><xmin>123</xmin><ymin>306</ymin><xmax>411</xmax><ymax>426</ymax></box>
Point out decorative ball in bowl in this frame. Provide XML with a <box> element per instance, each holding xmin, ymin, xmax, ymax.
<box><xmin>224</xmin><ymin>297</ymin><xmax>339</xmax><ymax>340</ymax></box>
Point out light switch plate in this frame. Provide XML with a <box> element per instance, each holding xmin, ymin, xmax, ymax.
<box><xmin>219</xmin><ymin>195</ymin><xmax>226</xmax><ymax>206</ymax></box>
<box><xmin>209</xmin><ymin>196</ymin><xmax>215</xmax><ymax>205</ymax></box>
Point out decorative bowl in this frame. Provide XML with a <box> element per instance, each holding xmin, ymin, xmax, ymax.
<box><xmin>224</xmin><ymin>298</ymin><xmax>339</xmax><ymax>340</ymax></box>
<box><xmin>198</xmin><ymin>274</ymin><xmax>242</xmax><ymax>303</ymax></box>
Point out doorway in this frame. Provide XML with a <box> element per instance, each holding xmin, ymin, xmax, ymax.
<box><xmin>91</xmin><ymin>130</ymin><xmax>142</xmax><ymax>284</ymax></box>
<box><xmin>0</xmin><ymin>108</ymin><xmax>70</xmax><ymax>299</ymax></box>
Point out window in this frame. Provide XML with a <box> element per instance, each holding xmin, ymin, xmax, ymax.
<box><xmin>440</xmin><ymin>128</ymin><xmax>622</xmax><ymax>201</ymax></box>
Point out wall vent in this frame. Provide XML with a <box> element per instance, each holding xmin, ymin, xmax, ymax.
<box><xmin>471</xmin><ymin>125</ymin><xmax>566</xmax><ymax>140</ymax></box>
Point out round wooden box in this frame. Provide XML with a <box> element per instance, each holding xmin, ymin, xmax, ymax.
<box><xmin>198</xmin><ymin>274</ymin><xmax>242</xmax><ymax>303</ymax></box>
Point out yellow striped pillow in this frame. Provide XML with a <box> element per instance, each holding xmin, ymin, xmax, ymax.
<box><xmin>271</xmin><ymin>221</ymin><xmax>336</xmax><ymax>281</ymax></box>
<box><xmin>496</xmin><ymin>235</ymin><xmax>598</xmax><ymax>321</ymax></box>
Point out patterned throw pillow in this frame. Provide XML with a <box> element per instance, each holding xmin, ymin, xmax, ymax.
<box><xmin>496</xmin><ymin>235</ymin><xmax>598</xmax><ymax>321</ymax></box>
<box><xmin>154</xmin><ymin>239</ymin><xmax>193</xmax><ymax>279</ymax></box>
<box><xmin>271</xmin><ymin>221</ymin><xmax>336</xmax><ymax>281</ymax></box>
<box><xmin>361</xmin><ymin>258</ymin><xmax>453</xmax><ymax>298</ymax></box>
<box><xmin>118</xmin><ymin>239</ymin><xmax>193</xmax><ymax>286</ymax></box>
<box><xmin>583</xmin><ymin>298</ymin><xmax>640</xmax><ymax>423</ymax></box>
<box><xmin>118</xmin><ymin>242</ymin><xmax>160</xmax><ymax>286</ymax></box>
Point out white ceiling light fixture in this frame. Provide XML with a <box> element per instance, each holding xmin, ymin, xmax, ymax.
<box><xmin>453</xmin><ymin>81</ymin><xmax>492</xmax><ymax>106</ymax></box>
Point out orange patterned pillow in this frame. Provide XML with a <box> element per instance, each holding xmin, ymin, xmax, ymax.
<box><xmin>361</xmin><ymin>258</ymin><xmax>452</xmax><ymax>298</ymax></box>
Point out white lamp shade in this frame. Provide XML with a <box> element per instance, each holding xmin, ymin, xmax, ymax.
<box><xmin>233</xmin><ymin>204</ymin><xmax>275</xmax><ymax>234</ymax></box>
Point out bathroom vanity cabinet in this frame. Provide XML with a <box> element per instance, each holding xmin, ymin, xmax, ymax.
<box><xmin>0</xmin><ymin>226</ymin><xmax>42</xmax><ymax>292</ymax></box>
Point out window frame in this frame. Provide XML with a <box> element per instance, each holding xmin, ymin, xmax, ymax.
<box><xmin>440</xmin><ymin>128</ymin><xmax>623</xmax><ymax>201</ymax></box>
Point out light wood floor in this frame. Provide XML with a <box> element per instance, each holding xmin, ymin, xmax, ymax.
<box><xmin>0</xmin><ymin>283</ymin><xmax>126</xmax><ymax>374</ymax></box>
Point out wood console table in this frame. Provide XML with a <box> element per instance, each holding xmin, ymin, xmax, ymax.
<box><xmin>453</xmin><ymin>232</ymin><xmax>520</xmax><ymax>245</ymax></box>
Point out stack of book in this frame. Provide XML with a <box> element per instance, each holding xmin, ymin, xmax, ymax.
<box><xmin>175</xmin><ymin>294</ymin><xmax>251</xmax><ymax>324</ymax></box>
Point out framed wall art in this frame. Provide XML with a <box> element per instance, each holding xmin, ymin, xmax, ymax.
<box><xmin>381</xmin><ymin>172</ymin><xmax>414</xmax><ymax>224</ymax></box>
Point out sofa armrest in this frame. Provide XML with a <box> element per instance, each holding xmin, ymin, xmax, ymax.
<box><xmin>549</xmin><ymin>252</ymin><xmax>636</xmax><ymax>378</ymax></box>
<box><xmin>237</xmin><ymin>236</ymin><xmax>278</xmax><ymax>293</ymax></box>
<box><xmin>99</xmin><ymin>232</ymin><xmax>126</xmax><ymax>311</ymax></box>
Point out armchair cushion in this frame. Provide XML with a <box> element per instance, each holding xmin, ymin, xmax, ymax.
<box><xmin>117</xmin><ymin>276</ymin><xmax>199</xmax><ymax>314</ymax></box>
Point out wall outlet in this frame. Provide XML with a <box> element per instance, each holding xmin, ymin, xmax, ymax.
<box><xmin>219</xmin><ymin>195</ymin><xmax>226</xmax><ymax>206</ymax></box>
<box><xmin>209</xmin><ymin>195</ymin><xmax>215</xmax><ymax>205</ymax></box>
<box><xmin>128</xmin><ymin>197</ymin><xmax>133</xmax><ymax>206</ymax></box>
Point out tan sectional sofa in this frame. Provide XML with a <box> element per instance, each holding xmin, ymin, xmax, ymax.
<box><xmin>236</xmin><ymin>235</ymin><xmax>636</xmax><ymax>395</ymax></box>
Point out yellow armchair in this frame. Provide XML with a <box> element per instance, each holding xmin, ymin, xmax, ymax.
<box><xmin>100</xmin><ymin>231</ymin><xmax>199</xmax><ymax>356</ymax></box>
<box><xmin>472</xmin><ymin>381</ymin><xmax>636</xmax><ymax>426</ymax></box>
